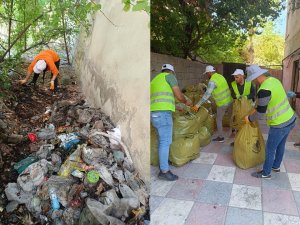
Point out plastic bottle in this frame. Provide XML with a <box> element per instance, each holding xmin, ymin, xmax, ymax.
<box><xmin>49</xmin><ymin>187</ymin><xmax>60</xmax><ymax>210</ymax></box>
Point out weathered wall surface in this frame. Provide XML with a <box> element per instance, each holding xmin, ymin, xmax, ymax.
<box><xmin>73</xmin><ymin>1</ymin><xmax>150</xmax><ymax>182</ymax></box>
<box><xmin>151</xmin><ymin>53</ymin><xmax>208</xmax><ymax>88</ymax></box>
<box><xmin>284</xmin><ymin>4</ymin><xmax>300</xmax><ymax>57</ymax></box>
<box><xmin>283</xmin><ymin>2</ymin><xmax>300</xmax><ymax>116</ymax></box>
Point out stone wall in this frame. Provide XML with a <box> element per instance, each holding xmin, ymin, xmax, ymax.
<box><xmin>151</xmin><ymin>53</ymin><xmax>208</xmax><ymax>89</ymax></box>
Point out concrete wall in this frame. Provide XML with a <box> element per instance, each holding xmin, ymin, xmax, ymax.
<box><xmin>151</xmin><ymin>53</ymin><xmax>208</xmax><ymax>89</ymax></box>
<box><xmin>73</xmin><ymin>1</ymin><xmax>150</xmax><ymax>182</ymax></box>
<box><xmin>283</xmin><ymin>1</ymin><xmax>300</xmax><ymax>116</ymax></box>
<box><xmin>284</xmin><ymin>3</ymin><xmax>300</xmax><ymax>57</ymax></box>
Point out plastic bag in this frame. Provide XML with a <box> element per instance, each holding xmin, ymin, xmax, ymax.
<box><xmin>169</xmin><ymin>133</ymin><xmax>201</xmax><ymax>166</ymax></box>
<box><xmin>233</xmin><ymin>122</ymin><xmax>265</xmax><ymax>169</ymax></box>
<box><xmin>231</xmin><ymin>98</ymin><xmax>253</xmax><ymax>130</ymax></box>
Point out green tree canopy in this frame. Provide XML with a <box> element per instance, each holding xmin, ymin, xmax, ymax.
<box><xmin>151</xmin><ymin>0</ymin><xmax>285</xmax><ymax>61</ymax></box>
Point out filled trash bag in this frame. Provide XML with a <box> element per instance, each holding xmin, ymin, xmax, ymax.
<box><xmin>233</xmin><ymin>122</ymin><xmax>265</xmax><ymax>169</ymax></box>
<box><xmin>198</xmin><ymin>126</ymin><xmax>211</xmax><ymax>147</ymax></box>
<box><xmin>150</xmin><ymin>126</ymin><xmax>159</xmax><ymax>166</ymax></box>
<box><xmin>204</xmin><ymin>114</ymin><xmax>216</xmax><ymax>135</ymax></box>
<box><xmin>173</xmin><ymin>112</ymin><xmax>199</xmax><ymax>139</ymax></box>
<box><xmin>231</xmin><ymin>98</ymin><xmax>253</xmax><ymax>130</ymax></box>
<box><xmin>169</xmin><ymin>133</ymin><xmax>201</xmax><ymax>166</ymax></box>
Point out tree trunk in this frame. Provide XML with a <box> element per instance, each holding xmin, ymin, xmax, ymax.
<box><xmin>8</xmin><ymin>0</ymin><xmax>14</xmax><ymax>58</ymax></box>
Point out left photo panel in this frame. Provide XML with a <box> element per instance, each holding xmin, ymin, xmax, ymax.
<box><xmin>0</xmin><ymin>0</ymin><xmax>150</xmax><ymax>224</ymax></box>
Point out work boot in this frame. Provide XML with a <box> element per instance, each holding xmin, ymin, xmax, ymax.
<box><xmin>158</xmin><ymin>171</ymin><xmax>178</xmax><ymax>181</ymax></box>
<box><xmin>212</xmin><ymin>136</ymin><xmax>225</xmax><ymax>143</ymax></box>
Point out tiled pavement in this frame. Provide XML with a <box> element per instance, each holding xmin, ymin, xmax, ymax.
<box><xmin>150</xmin><ymin>118</ymin><xmax>300</xmax><ymax>225</ymax></box>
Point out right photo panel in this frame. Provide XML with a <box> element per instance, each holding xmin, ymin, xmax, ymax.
<box><xmin>150</xmin><ymin>0</ymin><xmax>300</xmax><ymax>224</ymax></box>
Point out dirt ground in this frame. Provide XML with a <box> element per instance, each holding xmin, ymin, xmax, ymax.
<box><xmin>0</xmin><ymin>66</ymin><xmax>84</xmax><ymax>224</ymax></box>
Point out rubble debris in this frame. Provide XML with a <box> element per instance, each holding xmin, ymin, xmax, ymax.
<box><xmin>0</xmin><ymin>77</ymin><xmax>149</xmax><ymax>224</ymax></box>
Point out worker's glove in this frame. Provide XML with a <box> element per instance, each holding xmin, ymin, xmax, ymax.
<box><xmin>191</xmin><ymin>105</ymin><xmax>199</xmax><ymax>112</ymax></box>
<box><xmin>50</xmin><ymin>81</ymin><xmax>55</xmax><ymax>91</ymax></box>
<box><xmin>287</xmin><ymin>91</ymin><xmax>296</xmax><ymax>98</ymax></box>
<box><xmin>243</xmin><ymin>116</ymin><xmax>250</xmax><ymax>124</ymax></box>
<box><xmin>17</xmin><ymin>79</ymin><xmax>27</xmax><ymax>85</ymax></box>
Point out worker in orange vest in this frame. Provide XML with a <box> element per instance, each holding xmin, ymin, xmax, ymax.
<box><xmin>18</xmin><ymin>49</ymin><xmax>60</xmax><ymax>92</ymax></box>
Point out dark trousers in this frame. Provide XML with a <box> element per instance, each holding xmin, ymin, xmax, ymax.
<box><xmin>31</xmin><ymin>60</ymin><xmax>60</xmax><ymax>91</ymax></box>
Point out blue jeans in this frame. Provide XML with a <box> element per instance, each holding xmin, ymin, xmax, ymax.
<box><xmin>263</xmin><ymin>120</ymin><xmax>296</xmax><ymax>176</ymax></box>
<box><xmin>151</xmin><ymin>111</ymin><xmax>173</xmax><ymax>172</ymax></box>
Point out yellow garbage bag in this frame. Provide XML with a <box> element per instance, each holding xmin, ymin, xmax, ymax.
<box><xmin>231</xmin><ymin>98</ymin><xmax>254</xmax><ymax>130</ymax></box>
<box><xmin>233</xmin><ymin>122</ymin><xmax>265</xmax><ymax>169</ymax></box>
<box><xmin>169</xmin><ymin>133</ymin><xmax>201</xmax><ymax>167</ymax></box>
<box><xmin>198</xmin><ymin>126</ymin><xmax>211</xmax><ymax>147</ymax></box>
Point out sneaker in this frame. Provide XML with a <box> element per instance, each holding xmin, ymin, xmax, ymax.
<box><xmin>158</xmin><ymin>171</ymin><xmax>178</xmax><ymax>181</ymax></box>
<box><xmin>294</xmin><ymin>143</ymin><xmax>300</xmax><ymax>147</ymax></box>
<box><xmin>251</xmin><ymin>170</ymin><xmax>271</xmax><ymax>179</ymax></box>
<box><xmin>212</xmin><ymin>137</ymin><xmax>225</xmax><ymax>143</ymax></box>
<box><xmin>272</xmin><ymin>167</ymin><xmax>280</xmax><ymax>173</ymax></box>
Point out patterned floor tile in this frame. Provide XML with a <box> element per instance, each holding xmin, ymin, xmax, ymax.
<box><xmin>288</xmin><ymin>173</ymin><xmax>300</xmax><ymax>191</ymax></box>
<box><xmin>229</xmin><ymin>184</ymin><xmax>262</xmax><ymax>210</ymax></box>
<box><xmin>284</xmin><ymin>159</ymin><xmax>300</xmax><ymax>173</ymax></box>
<box><xmin>207</xmin><ymin>165</ymin><xmax>235</xmax><ymax>183</ymax></box>
<box><xmin>264</xmin><ymin>212</ymin><xmax>300</xmax><ymax>225</ymax></box>
<box><xmin>284</xmin><ymin>150</ymin><xmax>300</xmax><ymax>161</ymax></box>
<box><xmin>220</xmin><ymin>145</ymin><xmax>233</xmax><ymax>154</ymax></box>
<box><xmin>151</xmin><ymin>198</ymin><xmax>194</xmax><ymax>225</ymax></box>
<box><xmin>286</xmin><ymin>142</ymin><xmax>300</xmax><ymax>151</ymax></box>
<box><xmin>202</xmin><ymin>142</ymin><xmax>223</xmax><ymax>153</ymax></box>
<box><xmin>185</xmin><ymin>203</ymin><xmax>226</xmax><ymax>225</ymax></box>
<box><xmin>181</xmin><ymin>163</ymin><xmax>213</xmax><ymax>180</ymax></box>
<box><xmin>191</xmin><ymin>152</ymin><xmax>217</xmax><ymax>164</ymax></box>
<box><xmin>150</xmin><ymin>195</ymin><xmax>164</xmax><ymax>213</ymax></box>
<box><xmin>292</xmin><ymin>191</ymin><xmax>300</xmax><ymax>213</ymax></box>
<box><xmin>263</xmin><ymin>188</ymin><xmax>298</xmax><ymax>216</ymax></box>
<box><xmin>197</xmin><ymin>180</ymin><xmax>232</xmax><ymax>205</ymax></box>
<box><xmin>234</xmin><ymin>168</ymin><xmax>261</xmax><ymax>187</ymax></box>
<box><xmin>262</xmin><ymin>172</ymin><xmax>291</xmax><ymax>190</ymax></box>
<box><xmin>225</xmin><ymin>207</ymin><xmax>263</xmax><ymax>225</ymax></box>
<box><xmin>214</xmin><ymin>153</ymin><xmax>236</xmax><ymax>167</ymax></box>
<box><xmin>151</xmin><ymin>176</ymin><xmax>176</xmax><ymax>197</ymax></box>
<box><xmin>166</xmin><ymin>178</ymin><xmax>204</xmax><ymax>201</ymax></box>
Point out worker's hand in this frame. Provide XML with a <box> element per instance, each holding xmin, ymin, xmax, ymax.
<box><xmin>185</xmin><ymin>100</ymin><xmax>192</xmax><ymax>107</ymax></box>
<box><xmin>191</xmin><ymin>105</ymin><xmax>199</xmax><ymax>112</ymax></box>
<box><xmin>17</xmin><ymin>79</ymin><xmax>27</xmax><ymax>85</ymax></box>
<box><xmin>243</xmin><ymin>116</ymin><xmax>250</xmax><ymax>124</ymax></box>
<box><xmin>50</xmin><ymin>81</ymin><xmax>55</xmax><ymax>91</ymax></box>
<box><xmin>287</xmin><ymin>91</ymin><xmax>296</xmax><ymax>98</ymax></box>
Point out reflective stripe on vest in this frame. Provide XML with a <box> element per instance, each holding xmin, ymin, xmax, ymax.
<box><xmin>210</xmin><ymin>73</ymin><xmax>233</xmax><ymax>107</ymax></box>
<box><xmin>150</xmin><ymin>72</ymin><xmax>175</xmax><ymax>112</ymax></box>
<box><xmin>231</xmin><ymin>81</ymin><xmax>251</xmax><ymax>98</ymax></box>
<box><xmin>258</xmin><ymin>77</ymin><xmax>294</xmax><ymax>126</ymax></box>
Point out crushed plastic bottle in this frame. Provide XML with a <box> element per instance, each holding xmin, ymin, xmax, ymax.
<box><xmin>14</xmin><ymin>156</ymin><xmax>38</xmax><ymax>174</ymax></box>
<box><xmin>49</xmin><ymin>187</ymin><xmax>60</xmax><ymax>210</ymax></box>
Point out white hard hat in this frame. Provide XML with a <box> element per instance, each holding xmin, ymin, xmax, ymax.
<box><xmin>232</xmin><ymin>69</ymin><xmax>245</xmax><ymax>76</ymax></box>
<box><xmin>161</xmin><ymin>64</ymin><xmax>175</xmax><ymax>73</ymax></box>
<box><xmin>203</xmin><ymin>65</ymin><xmax>215</xmax><ymax>74</ymax></box>
<box><xmin>33</xmin><ymin>60</ymin><xmax>47</xmax><ymax>74</ymax></box>
<box><xmin>246</xmin><ymin>65</ymin><xmax>268</xmax><ymax>81</ymax></box>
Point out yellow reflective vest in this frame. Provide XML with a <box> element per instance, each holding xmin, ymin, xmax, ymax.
<box><xmin>258</xmin><ymin>77</ymin><xmax>294</xmax><ymax>126</ymax></box>
<box><xmin>210</xmin><ymin>73</ymin><xmax>233</xmax><ymax>107</ymax></box>
<box><xmin>151</xmin><ymin>72</ymin><xmax>175</xmax><ymax>112</ymax></box>
<box><xmin>231</xmin><ymin>81</ymin><xmax>251</xmax><ymax>98</ymax></box>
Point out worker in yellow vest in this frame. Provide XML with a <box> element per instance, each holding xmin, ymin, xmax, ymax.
<box><xmin>151</xmin><ymin>64</ymin><xmax>192</xmax><ymax>181</ymax></box>
<box><xmin>245</xmin><ymin>65</ymin><xmax>296</xmax><ymax>179</ymax></box>
<box><xmin>230</xmin><ymin>69</ymin><xmax>255</xmax><ymax>102</ymax></box>
<box><xmin>192</xmin><ymin>65</ymin><xmax>233</xmax><ymax>143</ymax></box>
<box><xmin>230</xmin><ymin>68</ymin><xmax>256</xmax><ymax>145</ymax></box>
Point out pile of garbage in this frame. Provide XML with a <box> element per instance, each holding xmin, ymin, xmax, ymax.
<box><xmin>0</xmin><ymin>85</ymin><xmax>149</xmax><ymax>224</ymax></box>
